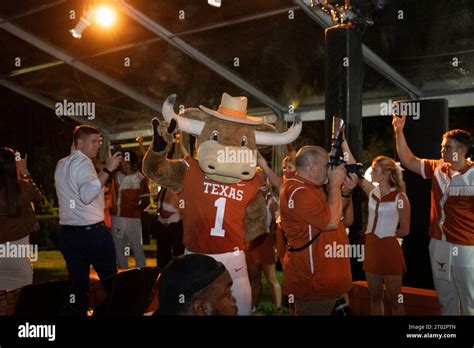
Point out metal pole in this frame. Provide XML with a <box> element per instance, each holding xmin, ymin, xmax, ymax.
<box><xmin>119</xmin><ymin>0</ymin><xmax>287</xmax><ymax>113</ymax></box>
<box><xmin>0</xmin><ymin>19</ymin><xmax>163</xmax><ymax>113</ymax></box>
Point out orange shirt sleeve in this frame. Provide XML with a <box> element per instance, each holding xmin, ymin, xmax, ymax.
<box><xmin>421</xmin><ymin>159</ymin><xmax>440</xmax><ymax>179</ymax></box>
<box><xmin>290</xmin><ymin>188</ymin><xmax>331</xmax><ymax>231</ymax></box>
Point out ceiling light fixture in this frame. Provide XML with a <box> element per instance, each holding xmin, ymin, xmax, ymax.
<box><xmin>70</xmin><ymin>8</ymin><xmax>95</xmax><ymax>39</ymax></box>
<box><xmin>208</xmin><ymin>0</ymin><xmax>222</xmax><ymax>8</ymax></box>
<box><xmin>70</xmin><ymin>5</ymin><xmax>116</xmax><ymax>39</ymax></box>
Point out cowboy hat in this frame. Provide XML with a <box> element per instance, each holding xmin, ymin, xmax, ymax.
<box><xmin>199</xmin><ymin>93</ymin><xmax>264</xmax><ymax>125</ymax></box>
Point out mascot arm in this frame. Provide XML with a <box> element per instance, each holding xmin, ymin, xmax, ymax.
<box><xmin>142</xmin><ymin>119</ymin><xmax>186</xmax><ymax>193</ymax></box>
<box><xmin>244</xmin><ymin>193</ymin><xmax>267</xmax><ymax>242</ymax></box>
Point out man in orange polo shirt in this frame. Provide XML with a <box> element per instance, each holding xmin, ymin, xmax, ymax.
<box><xmin>394</xmin><ymin>114</ymin><xmax>473</xmax><ymax>315</ymax></box>
<box><xmin>279</xmin><ymin>146</ymin><xmax>356</xmax><ymax>315</ymax></box>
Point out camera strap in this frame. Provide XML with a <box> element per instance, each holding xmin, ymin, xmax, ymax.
<box><xmin>287</xmin><ymin>229</ymin><xmax>322</xmax><ymax>252</ymax></box>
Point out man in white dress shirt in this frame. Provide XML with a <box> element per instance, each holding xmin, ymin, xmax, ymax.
<box><xmin>55</xmin><ymin>125</ymin><xmax>122</xmax><ymax>315</ymax></box>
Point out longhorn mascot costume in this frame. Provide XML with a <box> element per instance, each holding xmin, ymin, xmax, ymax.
<box><xmin>143</xmin><ymin>93</ymin><xmax>301</xmax><ymax>315</ymax></box>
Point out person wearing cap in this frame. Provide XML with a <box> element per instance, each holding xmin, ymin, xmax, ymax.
<box><xmin>154</xmin><ymin>254</ymin><xmax>237</xmax><ymax>315</ymax></box>
<box><xmin>111</xmin><ymin>150</ymin><xmax>149</xmax><ymax>269</ymax></box>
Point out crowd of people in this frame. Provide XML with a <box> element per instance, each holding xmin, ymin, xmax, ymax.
<box><xmin>0</xmin><ymin>110</ymin><xmax>472</xmax><ymax>317</ymax></box>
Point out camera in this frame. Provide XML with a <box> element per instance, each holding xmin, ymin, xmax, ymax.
<box><xmin>329</xmin><ymin>116</ymin><xmax>364</xmax><ymax>178</ymax></box>
<box><xmin>328</xmin><ymin>116</ymin><xmax>345</xmax><ymax>169</ymax></box>
<box><xmin>345</xmin><ymin>163</ymin><xmax>364</xmax><ymax>178</ymax></box>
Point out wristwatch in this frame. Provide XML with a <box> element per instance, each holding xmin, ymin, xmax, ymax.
<box><xmin>102</xmin><ymin>167</ymin><xmax>112</xmax><ymax>175</ymax></box>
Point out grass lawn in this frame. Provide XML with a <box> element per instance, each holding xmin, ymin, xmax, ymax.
<box><xmin>33</xmin><ymin>250</ymin><xmax>68</xmax><ymax>283</ymax></box>
<box><xmin>33</xmin><ymin>240</ymin><xmax>159</xmax><ymax>283</ymax></box>
<box><xmin>255</xmin><ymin>270</ymin><xmax>288</xmax><ymax>315</ymax></box>
<box><xmin>33</xmin><ymin>238</ymin><xmax>285</xmax><ymax>315</ymax></box>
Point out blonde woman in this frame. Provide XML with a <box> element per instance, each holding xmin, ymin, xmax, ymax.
<box><xmin>342</xmin><ymin>140</ymin><xmax>410</xmax><ymax>315</ymax></box>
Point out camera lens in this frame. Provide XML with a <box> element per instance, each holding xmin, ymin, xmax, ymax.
<box><xmin>345</xmin><ymin>163</ymin><xmax>364</xmax><ymax>178</ymax></box>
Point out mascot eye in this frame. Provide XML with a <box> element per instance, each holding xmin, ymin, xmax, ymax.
<box><xmin>210</xmin><ymin>131</ymin><xmax>220</xmax><ymax>141</ymax></box>
<box><xmin>240</xmin><ymin>136</ymin><xmax>248</xmax><ymax>146</ymax></box>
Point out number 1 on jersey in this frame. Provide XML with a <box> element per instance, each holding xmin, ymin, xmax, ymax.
<box><xmin>210</xmin><ymin>197</ymin><xmax>226</xmax><ymax>237</ymax></box>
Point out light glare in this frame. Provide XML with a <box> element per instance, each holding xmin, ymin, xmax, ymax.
<box><xmin>95</xmin><ymin>6</ymin><xmax>115</xmax><ymax>27</ymax></box>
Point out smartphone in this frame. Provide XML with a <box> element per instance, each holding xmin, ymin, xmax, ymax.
<box><xmin>111</xmin><ymin>144</ymin><xmax>122</xmax><ymax>155</ymax></box>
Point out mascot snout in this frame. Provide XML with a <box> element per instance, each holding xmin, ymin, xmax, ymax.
<box><xmin>198</xmin><ymin>141</ymin><xmax>257</xmax><ymax>182</ymax></box>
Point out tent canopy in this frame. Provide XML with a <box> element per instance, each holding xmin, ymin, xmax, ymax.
<box><xmin>1</xmin><ymin>0</ymin><xmax>473</xmax><ymax>141</ymax></box>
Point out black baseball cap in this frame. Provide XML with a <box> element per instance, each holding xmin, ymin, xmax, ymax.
<box><xmin>154</xmin><ymin>254</ymin><xmax>226</xmax><ymax>315</ymax></box>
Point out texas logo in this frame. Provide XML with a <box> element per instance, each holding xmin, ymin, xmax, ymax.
<box><xmin>203</xmin><ymin>182</ymin><xmax>244</xmax><ymax>202</ymax></box>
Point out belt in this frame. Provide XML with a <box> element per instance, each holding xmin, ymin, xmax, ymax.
<box><xmin>62</xmin><ymin>221</ymin><xmax>106</xmax><ymax>231</ymax></box>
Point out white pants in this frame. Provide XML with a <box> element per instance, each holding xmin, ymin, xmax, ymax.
<box><xmin>111</xmin><ymin>216</ymin><xmax>146</xmax><ymax>269</ymax></box>
<box><xmin>185</xmin><ymin>249</ymin><xmax>252</xmax><ymax>315</ymax></box>
<box><xmin>429</xmin><ymin>238</ymin><xmax>474</xmax><ymax>315</ymax></box>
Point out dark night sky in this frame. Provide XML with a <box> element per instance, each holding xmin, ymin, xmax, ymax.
<box><xmin>0</xmin><ymin>87</ymin><xmax>78</xmax><ymax>197</ymax></box>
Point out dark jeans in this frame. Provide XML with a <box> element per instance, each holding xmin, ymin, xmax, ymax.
<box><xmin>59</xmin><ymin>223</ymin><xmax>117</xmax><ymax>316</ymax></box>
<box><xmin>141</xmin><ymin>213</ymin><xmax>154</xmax><ymax>245</ymax></box>
<box><xmin>156</xmin><ymin>220</ymin><xmax>184</xmax><ymax>270</ymax></box>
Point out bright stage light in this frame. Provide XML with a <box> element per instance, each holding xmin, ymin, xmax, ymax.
<box><xmin>95</xmin><ymin>6</ymin><xmax>115</xmax><ymax>27</ymax></box>
<box><xmin>208</xmin><ymin>0</ymin><xmax>222</xmax><ymax>8</ymax></box>
<box><xmin>70</xmin><ymin>5</ymin><xmax>116</xmax><ymax>39</ymax></box>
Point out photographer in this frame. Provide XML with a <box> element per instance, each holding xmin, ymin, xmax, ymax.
<box><xmin>279</xmin><ymin>146</ymin><xmax>357</xmax><ymax>315</ymax></box>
